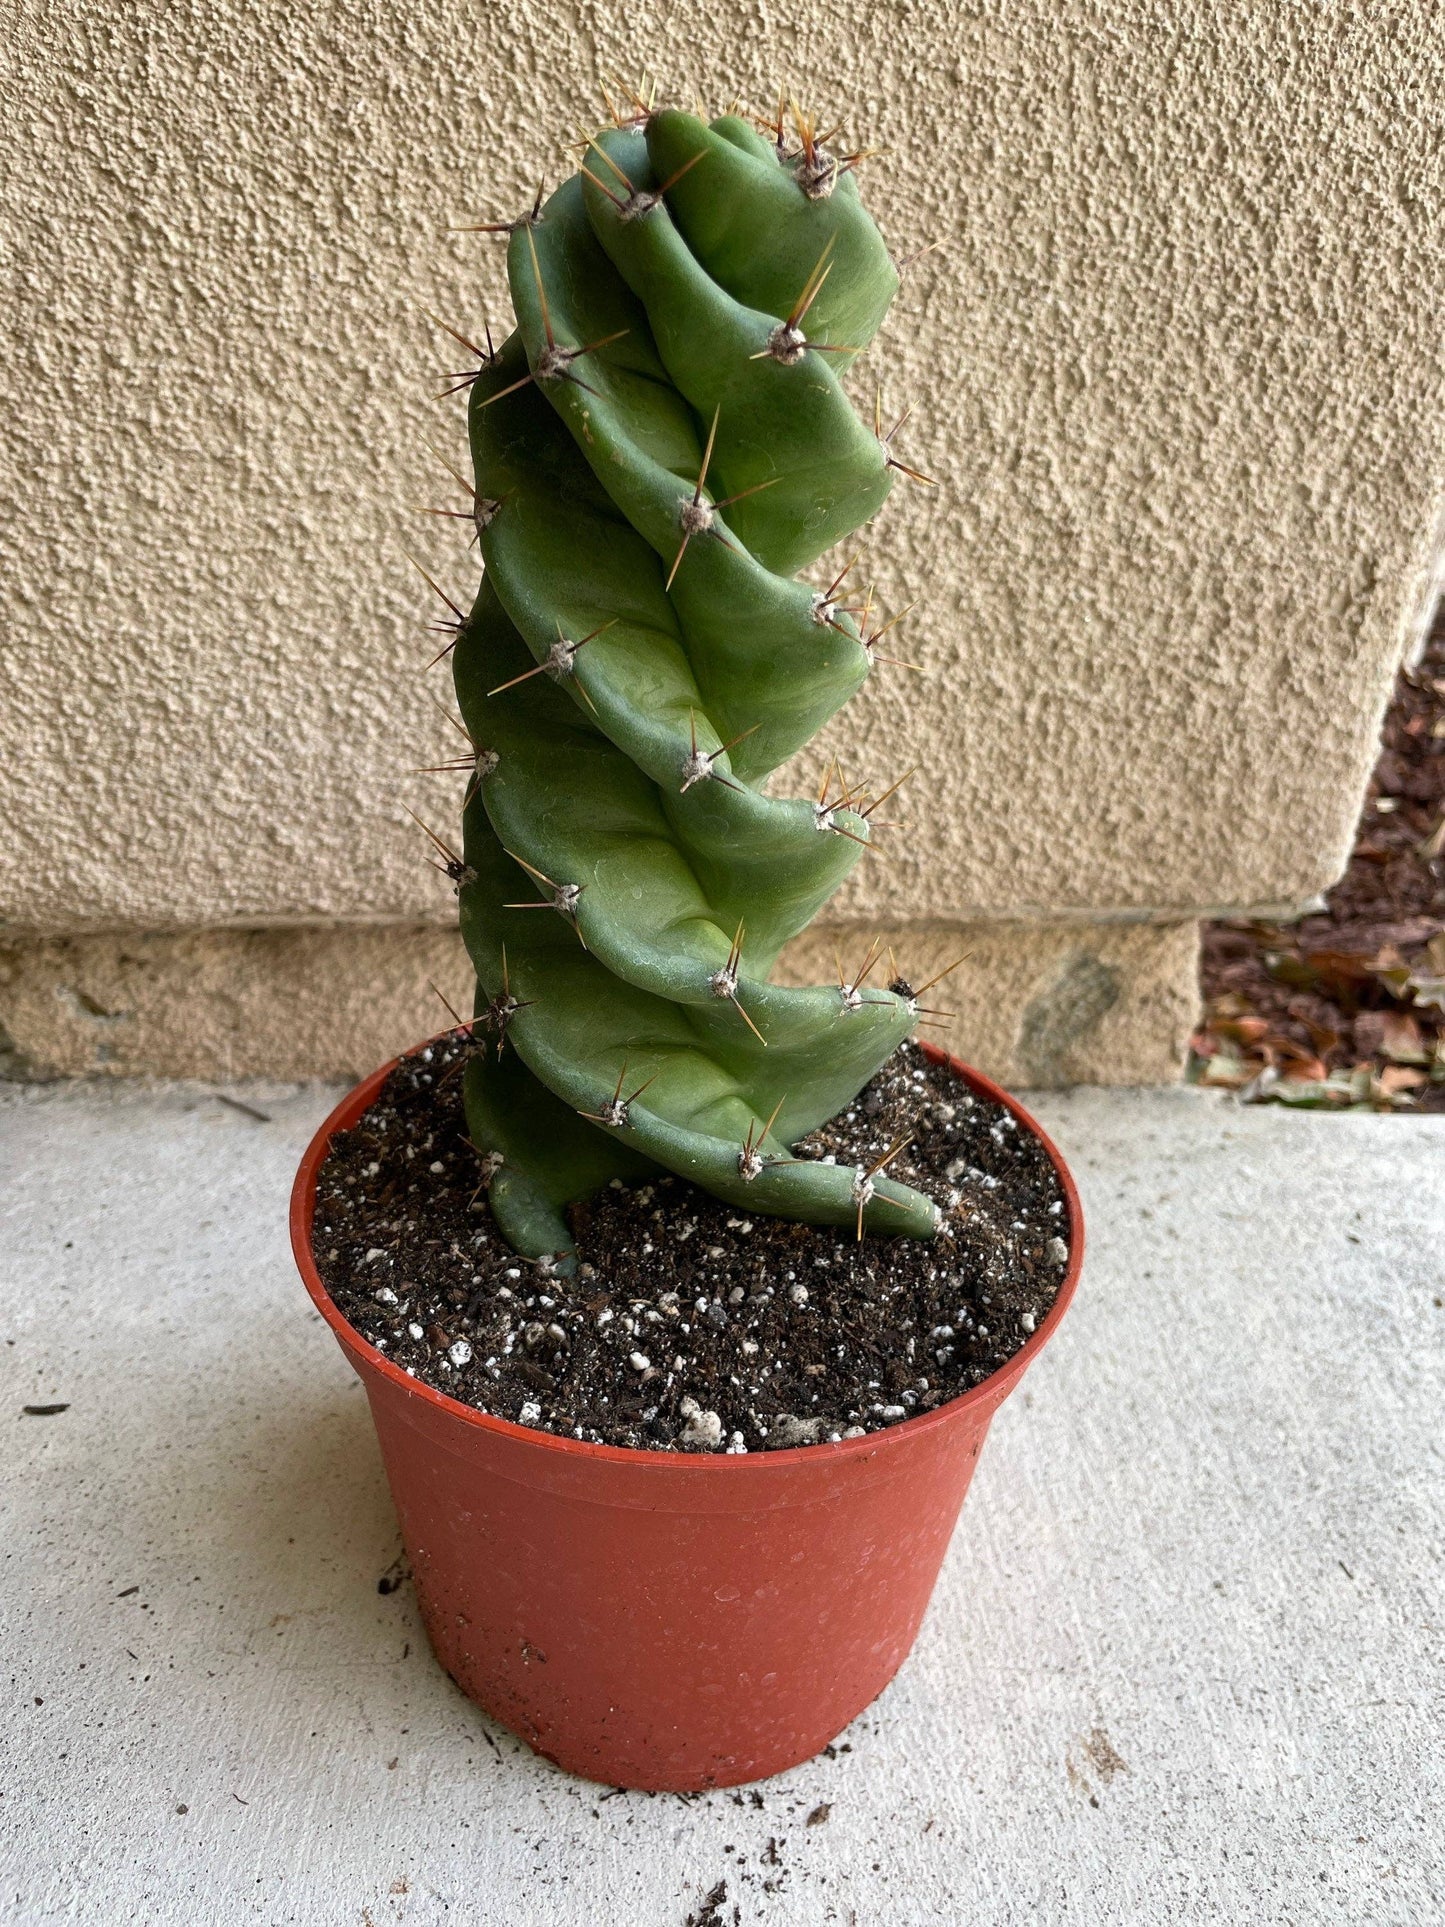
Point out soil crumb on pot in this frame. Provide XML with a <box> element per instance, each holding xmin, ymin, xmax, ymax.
<box><xmin>313</xmin><ymin>1038</ymin><xmax>1069</xmax><ymax>1452</ymax></box>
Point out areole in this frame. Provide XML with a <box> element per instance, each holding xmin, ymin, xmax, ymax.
<box><xmin>291</xmin><ymin>1037</ymin><xmax>1083</xmax><ymax>1791</ymax></box>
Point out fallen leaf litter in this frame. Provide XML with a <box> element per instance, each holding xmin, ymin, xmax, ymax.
<box><xmin>1194</xmin><ymin>616</ymin><xmax>1445</xmax><ymax>1110</ymax></box>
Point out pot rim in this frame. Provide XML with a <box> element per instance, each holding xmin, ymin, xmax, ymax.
<box><xmin>291</xmin><ymin>1033</ymin><xmax>1084</xmax><ymax>1470</ymax></box>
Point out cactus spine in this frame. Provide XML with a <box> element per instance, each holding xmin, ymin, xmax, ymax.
<box><xmin>447</xmin><ymin>102</ymin><xmax>940</xmax><ymax>1266</ymax></box>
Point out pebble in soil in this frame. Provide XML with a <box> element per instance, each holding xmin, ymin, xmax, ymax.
<box><xmin>313</xmin><ymin>1035</ymin><xmax>1070</xmax><ymax>1452</ymax></box>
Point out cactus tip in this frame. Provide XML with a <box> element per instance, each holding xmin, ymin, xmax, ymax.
<box><xmin>852</xmin><ymin>1134</ymin><xmax>912</xmax><ymax>1238</ymax></box>
<box><xmin>482</xmin><ymin>944</ymin><xmax>534</xmax><ymax>1057</ymax></box>
<box><xmin>835</xmin><ymin>934</ymin><xmax>891</xmax><ymax>1015</ymax></box>
<box><xmin>875</xmin><ymin>396</ymin><xmax>938</xmax><ymax>486</ymax></box>
<box><xmin>738</xmin><ymin>1094</ymin><xmax>786</xmax><ymax>1181</ymax></box>
<box><xmin>403</xmin><ymin>806</ymin><xmax>476</xmax><ymax>893</ymax></box>
<box><xmin>679</xmin><ymin>712</ymin><xmax>758</xmax><ymax>793</ymax></box>
<box><xmin>581</xmin><ymin>1062</ymin><xmax>658</xmax><ymax>1130</ymax></box>
<box><xmin>486</xmin><ymin>618</ymin><xmax>614</xmax><ymax>698</ymax></box>
<box><xmin>452</xmin><ymin>182</ymin><xmax>547</xmax><ymax>239</ymax></box>
<box><xmin>504</xmin><ymin>852</ymin><xmax>585</xmax><ymax>925</ymax></box>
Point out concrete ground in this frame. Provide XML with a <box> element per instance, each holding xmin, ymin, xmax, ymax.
<box><xmin>1</xmin><ymin>1079</ymin><xmax>1440</xmax><ymax>1927</ymax></box>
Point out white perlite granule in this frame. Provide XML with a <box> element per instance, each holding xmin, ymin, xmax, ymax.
<box><xmin>677</xmin><ymin>1397</ymin><xmax>724</xmax><ymax>1449</ymax></box>
<box><xmin>769</xmin><ymin>1414</ymin><xmax>825</xmax><ymax>1448</ymax></box>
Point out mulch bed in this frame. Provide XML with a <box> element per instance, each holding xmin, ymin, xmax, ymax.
<box><xmin>311</xmin><ymin>1039</ymin><xmax>1069</xmax><ymax>1452</ymax></box>
<box><xmin>1193</xmin><ymin>615</ymin><xmax>1445</xmax><ymax>1111</ymax></box>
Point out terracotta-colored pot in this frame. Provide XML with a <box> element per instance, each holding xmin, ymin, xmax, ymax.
<box><xmin>291</xmin><ymin>1040</ymin><xmax>1082</xmax><ymax>1791</ymax></box>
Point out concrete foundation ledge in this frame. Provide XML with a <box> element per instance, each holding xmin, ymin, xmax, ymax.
<box><xmin>0</xmin><ymin>920</ymin><xmax>1199</xmax><ymax>1087</ymax></box>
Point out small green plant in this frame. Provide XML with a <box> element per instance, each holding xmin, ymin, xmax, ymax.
<box><xmin>432</xmin><ymin>96</ymin><xmax>942</xmax><ymax>1267</ymax></box>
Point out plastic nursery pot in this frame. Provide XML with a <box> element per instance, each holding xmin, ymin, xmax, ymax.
<box><xmin>291</xmin><ymin>1039</ymin><xmax>1083</xmax><ymax>1793</ymax></box>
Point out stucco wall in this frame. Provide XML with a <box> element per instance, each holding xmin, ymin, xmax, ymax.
<box><xmin>2</xmin><ymin>4</ymin><xmax>1442</xmax><ymax>1037</ymax></box>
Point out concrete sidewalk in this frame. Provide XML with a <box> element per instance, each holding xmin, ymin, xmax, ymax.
<box><xmin>1</xmin><ymin>1079</ymin><xmax>1440</xmax><ymax>1926</ymax></box>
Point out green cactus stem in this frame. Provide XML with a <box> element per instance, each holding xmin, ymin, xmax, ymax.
<box><xmin>443</xmin><ymin>104</ymin><xmax>940</xmax><ymax>1267</ymax></box>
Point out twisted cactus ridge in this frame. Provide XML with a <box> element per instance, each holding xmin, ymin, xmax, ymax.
<box><xmin>439</xmin><ymin>99</ymin><xmax>942</xmax><ymax>1267</ymax></box>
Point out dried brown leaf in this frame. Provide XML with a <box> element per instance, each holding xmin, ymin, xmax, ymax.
<box><xmin>1377</xmin><ymin>1065</ymin><xmax>1428</xmax><ymax>1094</ymax></box>
<box><xmin>1380</xmin><ymin>1011</ymin><xmax>1428</xmax><ymax>1065</ymax></box>
<box><xmin>1278</xmin><ymin>1055</ymin><xmax>1328</xmax><ymax>1083</ymax></box>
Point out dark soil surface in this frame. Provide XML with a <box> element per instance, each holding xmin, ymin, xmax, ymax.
<box><xmin>1195</xmin><ymin>617</ymin><xmax>1445</xmax><ymax>1110</ymax></box>
<box><xmin>312</xmin><ymin>1039</ymin><xmax>1069</xmax><ymax>1452</ymax></box>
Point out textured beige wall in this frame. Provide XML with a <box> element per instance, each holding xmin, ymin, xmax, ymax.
<box><xmin>0</xmin><ymin>920</ymin><xmax>1197</xmax><ymax>1089</ymax></box>
<box><xmin>2</xmin><ymin>7</ymin><xmax>1442</xmax><ymax>971</ymax></box>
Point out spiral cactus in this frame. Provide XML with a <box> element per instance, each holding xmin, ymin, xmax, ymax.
<box><xmin>442</xmin><ymin>100</ymin><xmax>942</xmax><ymax>1266</ymax></box>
